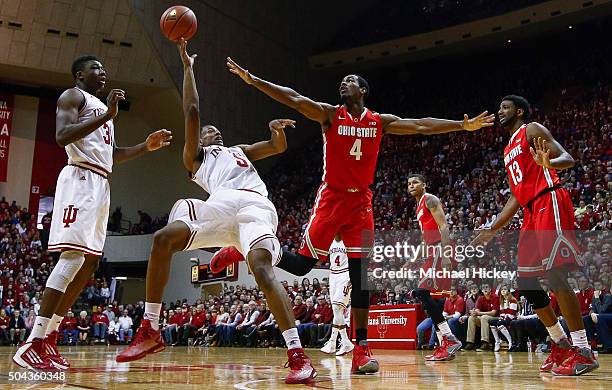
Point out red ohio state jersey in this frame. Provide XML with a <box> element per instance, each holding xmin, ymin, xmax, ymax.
<box><xmin>323</xmin><ymin>106</ymin><xmax>383</xmax><ymax>190</ymax></box>
<box><xmin>416</xmin><ymin>193</ymin><xmax>442</xmax><ymax>244</ymax></box>
<box><xmin>503</xmin><ymin>124</ymin><xmax>560</xmax><ymax>207</ymax></box>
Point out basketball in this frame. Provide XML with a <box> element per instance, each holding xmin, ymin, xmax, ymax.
<box><xmin>160</xmin><ymin>5</ymin><xmax>197</xmax><ymax>42</ymax></box>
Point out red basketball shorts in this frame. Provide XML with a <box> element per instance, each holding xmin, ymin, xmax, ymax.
<box><xmin>517</xmin><ymin>188</ymin><xmax>582</xmax><ymax>277</ymax></box>
<box><xmin>298</xmin><ymin>183</ymin><xmax>374</xmax><ymax>260</ymax></box>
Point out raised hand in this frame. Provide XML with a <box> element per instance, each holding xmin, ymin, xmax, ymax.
<box><xmin>145</xmin><ymin>129</ymin><xmax>173</xmax><ymax>151</ymax></box>
<box><xmin>227</xmin><ymin>57</ymin><xmax>254</xmax><ymax>85</ymax></box>
<box><xmin>178</xmin><ymin>38</ymin><xmax>197</xmax><ymax>68</ymax></box>
<box><xmin>269</xmin><ymin>119</ymin><xmax>296</xmax><ymax>134</ymax></box>
<box><xmin>530</xmin><ymin>137</ymin><xmax>551</xmax><ymax>168</ymax></box>
<box><xmin>106</xmin><ymin>89</ymin><xmax>125</xmax><ymax>119</ymax></box>
<box><xmin>461</xmin><ymin>111</ymin><xmax>496</xmax><ymax>131</ymax></box>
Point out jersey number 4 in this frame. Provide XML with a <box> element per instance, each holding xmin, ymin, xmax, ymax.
<box><xmin>508</xmin><ymin>160</ymin><xmax>523</xmax><ymax>185</ymax></box>
<box><xmin>349</xmin><ymin>139</ymin><xmax>362</xmax><ymax>160</ymax></box>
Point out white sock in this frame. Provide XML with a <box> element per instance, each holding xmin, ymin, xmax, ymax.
<box><xmin>329</xmin><ymin>327</ymin><xmax>339</xmax><ymax>343</ymax></box>
<box><xmin>570</xmin><ymin>329</ymin><xmax>590</xmax><ymax>350</ymax></box>
<box><xmin>437</xmin><ymin>321</ymin><xmax>452</xmax><ymax>337</ymax></box>
<box><xmin>144</xmin><ymin>302</ymin><xmax>162</xmax><ymax>330</ymax></box>
<box><xmin>499</xmin><ymin>325</ymin><xmax>512</xmax><ymax>345</ymax></box>
<box><xmin>436</xmin><ymin>330</ymin><xmax>443</xmax><ymax>344</ymax></box>
<box><xmin>47</xmin><ymin>314</ymin><xmax>64</xmax><ymax>334</ymax></box>
<box><xmin>27</xmin><ymin>316</ymin><xmax>51</xmax><ymax>342</ymax></box>
<box><xmin>546</xmin><ymin>322</ymin><xmax>567</xmax><ymax>344</ymax></box>
<box><xmin>339</xmin><ymin>327</ymin><xmax>349</xmax><ymax>343</ymax></box>
<box><xmin>490</xmin><ymin>326</ymin><xmax>501</xmax><ymax>343</ymax></box>
<box><xmin>282</xmin><ymin>328</ymin><xmax>302</xmax><ymax>350</ymax></box>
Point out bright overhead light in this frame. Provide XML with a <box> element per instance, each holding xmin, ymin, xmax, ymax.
<box><xmin>507</xmin><ymin>39</ymin><xmax>512</xmax><ymax>43</ymax></box>
<box><xmin>568</xmin><ymin>25</ymin><xmax>573</xmax><ymax>29</ymax></box>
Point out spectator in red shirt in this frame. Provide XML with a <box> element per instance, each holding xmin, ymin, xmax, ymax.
<box><xmin>292</xmin><ymin>295</ymin><xmax>308</xmax><ymax>322</ymax></box>
<box><xmin>444</xmin><ymin>288</ymin><xmax>466</xmax><ymax>340</ymax></box>
<box><xmin>488</xmin><ymin>285</ymin><xmax>518</xmax><ymax>352</ymax></box>
<box><xmin>181</xmin><ymin>305</ymin><xmax>207</xmax><ymax>345</ymax></box>
<box><xmin>0</xmin><ymin>309</ymin><xmax>10</xmax><ymax>345</ymax></box>
<box><xmin>576</xmin><ymin>277</ymin><xmax>594</xmax><ymax>316</ymax></box>
<box><xmin>61</xmin><ymin>311</ymin><xmax>78</xmax><ymax>346</ymax></box>
<box><xmin>77</xmin><ymin>311</ymin><xmax>91</xmax><ymax>345</ymax></box>
<box><xmin>465</xmin><ymin>283</ymin><xmax>499</xmax><ymax>351</ymax></box>
<box><xmin>162</xmin><ymin>309</ymin><xmax>179</xmax><ymax>345</ymax></box>
<box><xmin>309</xmin><ymin>296</ymin><xmax>333</xmax><ymax>347</ymax></box>
<box><xmin>91</xmin><ymin>306</ymin><xmax>109</xmax><ymax>343</ymax></box>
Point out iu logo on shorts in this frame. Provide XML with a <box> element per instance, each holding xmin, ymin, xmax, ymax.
<box><xmin>63</xmin><ymin>205</ymin><xmax>79</xmax><ymax>227</ymax></box>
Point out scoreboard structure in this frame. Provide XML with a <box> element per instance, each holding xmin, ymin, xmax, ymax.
<box><xmin>191</xmin><ymin>259</ymin><xmax>238</xmax><ymax>284</ymax></box>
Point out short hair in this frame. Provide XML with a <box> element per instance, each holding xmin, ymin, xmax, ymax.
<box><xmin>71</xmin><ymin>55</ymin><xmax>100</xmax><ymax>79</ymax></box>
<box><xmin>355</xmin><ymin>74</ymin><xmax>370</xmax><ymax>100</ymax></box>
<box><xmin>408</xmin><ymin>173</ymin><xmax>426</xmax><ymax>184</ymax></box>
<box><xmin>502</xmin><ymin>94</ymin><xmax>531</xmax><ymax>121</ymax></box>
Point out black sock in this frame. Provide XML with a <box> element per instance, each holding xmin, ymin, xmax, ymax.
<box><xmin>356</xmin><ymin>329</ymin><xmax>368</xmax><ymax>344</ymax></box>
<box><xmin>276</xmin><ymin>251</ymin><xmax>317</xmax><ymax>276</ymax></box>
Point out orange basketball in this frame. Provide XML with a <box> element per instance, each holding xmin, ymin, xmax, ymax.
<box><xmin>160</xmin><ymin>5</ymin><xmax>197</xmax><ymax>42</ymax></box>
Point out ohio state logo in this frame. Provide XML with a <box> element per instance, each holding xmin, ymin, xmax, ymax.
<box><xmin>377</xmin><ymin>314</ymin><xmax>389</xmax><ymax>338</ymax></box>
<box><xmin>63</xmin><ymin>205</ymin><xmax>79</xmax><ymax>227</ymax></box>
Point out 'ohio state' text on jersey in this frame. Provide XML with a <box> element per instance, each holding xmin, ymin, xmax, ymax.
<box><xmin>323</xmin><ymin>106</ymin><xmax>383</xmax><ymax>190</ymax></box>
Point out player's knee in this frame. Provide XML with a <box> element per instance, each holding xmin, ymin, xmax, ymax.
<box><xmin>546</xmin><ymin>269</ymin><xmax>570</xmax><ymax>291</ymax></box>
<box><xmin>152</xmin><ymin>228</ymin><xmax>181</xmax><ymax>254</ymax></box>
<box><xmin>46</xmin><ymin>251</ymin><xmax>85</xmax><ymax>293</ymax></box>
<box><xmin>247</xmin><ymin>250</ymin><xmax>275</xmax><ymax>287</ymax></box>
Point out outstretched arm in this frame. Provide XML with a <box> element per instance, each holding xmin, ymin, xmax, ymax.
<box><xmin>56</xmin><ymin>88</ymin><xmax>123</xmax><ymax>147</ymax></box>
<box><xmin>238</xmin><ymin>119</ymin><xmax>294</xmax><ymax>162</ymax></box>
<box><xmin>227</xmin><ymin>57</ymin><xmax>334</xmax><ymax>127</ymax></box>
<box><xmin>526</xmin><ymin>122</ymin><xmax>575</xmax><ymax>170</ymax></box>
<box><xmin>179</xmin><ymin>39</ymin><xmax>201</xmax><ymax>173</ymax></box>
<box><xmin>470</xmin><ymin>193</ymin><xmax>520</xmax><ymax>246</ymax></box>
<box><xmin>426</xmin><ymin>195</ymin><xmax>450</xmax><ymax>247</ymax></box>
<box><xmin>113</xmin><ymin>129</ymin><xmax>172</xmax><ymax>165</ymax></box>
<box><xmin>381</xmin><ymin>111</ymin><xmax>495</xmax><ymax>135</ymax></box>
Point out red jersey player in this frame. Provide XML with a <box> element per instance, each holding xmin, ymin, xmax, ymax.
<box><xmin>407</xmin><ymin>174</ymin><xmax>461</xmax><ymax>361</ymax></box>
<box><xmin>220</xmin><ymin>58</ymin><xmax>494</xmax><ymax>374</ymax></box>
<box><xmin>473</xmin><ymin>95</ymin><xmax>598</xmax><ymax>376</ymax></box>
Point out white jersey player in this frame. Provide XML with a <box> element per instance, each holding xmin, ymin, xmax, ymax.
<box><xmin>321</xmin><ymin>236</ymin><xmax>354</xmax><ymax>356</ymax></box>
<box><xmin>118</xmin><ymin>39</ymin><xmax>317</xmax><ymax>385</ymax></box>
<box><xmin>14</xmin><ymin>55</ymin><xmax>171</xmax><ymax>372</ymax></box>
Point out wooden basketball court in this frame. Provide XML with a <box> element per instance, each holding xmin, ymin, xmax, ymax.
<box><xmin>0</xmin><ymin>346</ymin><xmax>609</xmax><ymax>389</ymax></box>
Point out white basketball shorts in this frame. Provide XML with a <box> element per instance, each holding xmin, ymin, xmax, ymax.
<box><xmin>168</xmin><ymin>189</ymin><xmax>281</xmax><ymax>264</ymax></box>
<box><xmin>48</xmin><ymin>165</ymin><xmax>110</xmax><ymax>256</ymax></box>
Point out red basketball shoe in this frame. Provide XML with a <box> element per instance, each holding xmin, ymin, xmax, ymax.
<box><xmin>552</xmin><ymin>347</ymin><xmax>599</xmax><ymax>376</ymax></box>
<box><xmin>540</xmin><ymin>339</ymin><xmax>573</xmax><ymax>372</ymax></box>
<box><xmin>116</xmin><ymin>319</ymin><xmax>165</xmax><ymax>362</ymax></box>
<box><xmin>44</xmin><ymin>331</ymin><xmax>70</xmax><ymax>370</ymax></box>
<box><xmin>425</xmin><ymin>335</ymin><xmax>462</xmax><ymax>361</ymax></box>
<box><xmin>284</xmin><ymin>348</ymin><xmax>317</xmax><ymax>384</ymax></box>
<box><xmin>13</xmin><ymin>338</ymin><xmax>59</xmax><ymax>371</ymax></box>
<box><xmin>210</xmin><ymin>246</ymin><xmax>244</xmax><ymax>274</ymax></box>
<box><xmin>352</xmin><ymin>341</ymin><xmax>379</xmax><ymax>374</ymax></box>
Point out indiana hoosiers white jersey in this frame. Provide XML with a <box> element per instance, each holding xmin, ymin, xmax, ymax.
<box><xmin>329</xmin><ymin>239</ymin><xmax>348</xmax><ymax>272</ymax></box>
<box><xmin>64</xmin><ymin>87</ymin><xmax>114</xmax><ymax>175</ymax></box>
<box><xmin>329</xmin><ymin>239</ymin><xmax>351</xmax><ymax>307</ymax></box>
<box><xmin>192</xmin><ymin>145</ymin><xmax>268</xmax><ymax>197</ymax></box>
